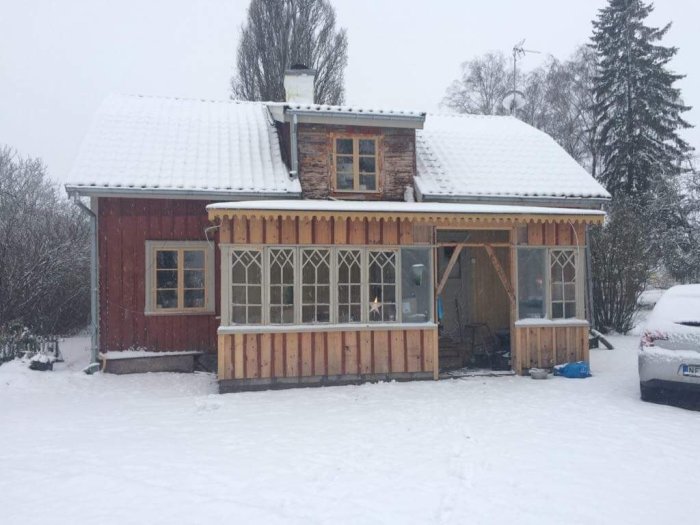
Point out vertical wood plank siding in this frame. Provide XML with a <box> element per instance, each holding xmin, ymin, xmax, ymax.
<box><xmin>98</xmin><ymin>197</ymin><xmax>219</xmax><ymax>353</ymax></box>
<box><xmin>513</xmin><ymin>325</ymin><xmax>589</xmax><ymax>373</ymax></box>
<box><xmin>514</xmin><ymin>221</ymin><xmax>590</xmax><ymax>374</ymax></box>
<box><xmin>218</xmin><ymin>215</ymin><xmax>595</xmax><ymax>386</ymax></box>
<box><xmin>218</xmin><ymin>327</ymin><xmax>437</xmax><ymax>383</ymax></box>
<box><xmin>218</xmin><ymin>214</ymin><xmax>436</xmax><ymax>387</ymax></box>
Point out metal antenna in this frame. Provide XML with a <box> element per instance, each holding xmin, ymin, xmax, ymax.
<box><xmin>508</xmin><ymin>39</ymin><xmax>540</xmax><ymax>115</ymax></box>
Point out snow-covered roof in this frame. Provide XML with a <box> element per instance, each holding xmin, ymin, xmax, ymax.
<box><xmin>415</xmin><ymin>113</ymin><xmax>610</xmax><ymax>202</ymax></box>
<box><xmin>208</xmin><ymin>199</ymin><xmax>605</xmax><ymax>218</ymax></box>
<box><xmin>66</xmin><ymin>94</ymin><xmax>301</xmax><ymax>197</ymax></box>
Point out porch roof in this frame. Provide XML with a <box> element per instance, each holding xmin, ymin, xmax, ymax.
<box><xmin>207</xmin><ymin>199</ymin><xmax>605</xmax><ymax>225</ymax></box>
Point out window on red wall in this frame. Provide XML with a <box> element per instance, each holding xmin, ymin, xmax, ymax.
<box><xmin>144</xmin><ymin>241</ymin><xmax>215</xmax><ymax>314</ymax></box>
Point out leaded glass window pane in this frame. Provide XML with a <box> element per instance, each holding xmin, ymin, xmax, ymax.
<box><xmin>551</xmin><ymin>249</ymin><xmax>577</xmax><ymax>319</ymax></box>
<box><xmin>368</xmin><ymin>251</ymin><xmax>397</xmax><ymax>322</ymax></box>
<box><xmin>337</xmin><ymin>249</ymin><xmax>362</xmax><ymax>323</ymax></box>
<box><xmin>301</xmin><ymin>249</ymin><xmax>331</xmax><ymax>323</ymax></box>
<box><xmin>230</xmin><ymin>250</ymin><xmax>262</xmax><ymax>324</ymax></box>
<box><xmin>268</xmin><ymin>248</ymin><xmax>295</xmax><ymax>324</ymax></box>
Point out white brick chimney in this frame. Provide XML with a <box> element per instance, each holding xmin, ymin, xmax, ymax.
<box><xmin>284</xmin><ymin>65</ymin><xmax>316</xmax><ymax>104</ymax></box>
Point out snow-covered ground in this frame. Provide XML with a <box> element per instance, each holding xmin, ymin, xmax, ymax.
<box><xmin>1</xmin><ymin>335</ymin><xmax>699</xmax><ymax>525</ymax></box>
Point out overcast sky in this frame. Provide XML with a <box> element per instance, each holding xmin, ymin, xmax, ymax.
<box><xmin>1</xmin><ymin>0</ymin><xmax>698</xmax><ymax>185</ymax></box>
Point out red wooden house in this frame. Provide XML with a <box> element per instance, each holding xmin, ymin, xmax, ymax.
<box><xmin>66</xmin><ymin>68</ymin><xmax>609</xmax><ymax>391</ymax></box>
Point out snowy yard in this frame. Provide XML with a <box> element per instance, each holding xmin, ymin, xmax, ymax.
<box><xmin>2</xmin><ymin>335</ymin><xmax>699</xmax><ymax>525</ymax></box>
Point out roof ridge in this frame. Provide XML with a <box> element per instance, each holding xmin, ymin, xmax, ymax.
<box><xmin>109</xmin><ymin>93</ymin><xmax>268</xmax><ymax>106</ymax></box>
<box><xmin>425</xmin><ymin>111</ymin><xmax>517</xmax><ymax>120</ymax></box>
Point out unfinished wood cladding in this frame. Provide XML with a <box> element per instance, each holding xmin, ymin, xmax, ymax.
<box><xmin>526</xmin><ymin>222</ymin><xmax>586</xmax><ymax>246</ymax></box>
<box><xmin>218</xmin><ymin>328</ymin><xmax>437</xmax><ymax>381</ymax></box>
<box><xmin>218</xmin><ymin>215</ymin><xmax>415</xmax><ymax>246</ymax></box>
<box><xmin>513</xmin><ymin>324</ymin><xmax>589</xmax><ymax>374</ymax></box>
<box><xmin>98</xmin><ymin>198</ymin><xmax>219</xmax><ymax>353</ymax></box>
<box><xmin>297</xmin><ymin>123</ymin><xmax>416</xmax><ymax>200</ymax></box>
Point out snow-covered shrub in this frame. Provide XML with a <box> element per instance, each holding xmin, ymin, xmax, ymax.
<box><xmin>0</xmin><ymin>147</ymin><xmax>90</xmax><ymax>335</ymax></box>
<box><xmin>590</xmin><ymin>197</ymin><xmax>656</xmax><ymax>334</ymax></box>
<box><xmin>0</xmin><ymin>321</ymin><xmax>39</xmax><ymax>363</ymax></box>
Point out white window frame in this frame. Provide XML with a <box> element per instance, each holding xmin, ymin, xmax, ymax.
<box><xmin>219</xmin><ymin>245</ymin><xmax>434</xmax><ymax>327</ymax></box>
<box><xmin>367</xmin><ymin>249</ymin><xmax>400</xmax><ymax>323</ymax></box>
<box><xmin>515</xmin><ymin>246</ymin><xmax>585</xmax><ymax>321</ymax></box>
<box><xmin>301</xmin><ymin>248</ymin><xmax>333</xmax><ymax>324</ymax></box>
<box><xmin>337</xmin><ymin>248</ymin><xmax>364</xmax><ymax>323</ymax></box>
<box><xmin>229</xmin><ymin>248</ymin><xmax>263</xmax><ymax>325</ymax></box>
<box><xmin>144</xmin><ymin>240</ymin><xmax>215</xmax><ymax>315</ymax></box>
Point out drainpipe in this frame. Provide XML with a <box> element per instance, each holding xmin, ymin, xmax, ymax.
<box><xmin>72</xmin><ymin>194</ymin><xmax>99</xmax><ymax>363</ymax></box>
<box><xmin>289</xmin><ymin>113</ymin><xmax>299</xmax><ymax>179</ymax></box>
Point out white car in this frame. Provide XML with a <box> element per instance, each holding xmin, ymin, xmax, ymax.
<box><xmin>638</xmin><ymin>284</ymin><xmax>700</xmax><ymax>402</ymax></box>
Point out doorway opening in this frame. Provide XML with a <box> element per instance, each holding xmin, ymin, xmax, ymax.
<box><xmin>436</xmin><ymin>229</ymin><xmax>513</xmax><ymax>375</ymax></box>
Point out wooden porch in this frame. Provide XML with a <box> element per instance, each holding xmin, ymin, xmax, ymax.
<box><xmin>208</xmin><ymin>201</ymin><xmax>603</xmax><ymax>391</ymax></box>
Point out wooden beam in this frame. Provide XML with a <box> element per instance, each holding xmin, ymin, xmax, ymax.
<box><xmin>436</xmin><ymin>244</ymin><xmax>463</xmax><ymax>296</ymax></box>
<box><xmin>437</xmin><ymin>242</ymin><xmax>511</xmax><ymax>248</ymax></box>
<box><xmin>483</xmin><ymin>244</ymin><xmax>516</xmax><ymax>307</ymax></box>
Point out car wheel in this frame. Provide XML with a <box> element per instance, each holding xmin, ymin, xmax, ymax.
<box><xmin>640</xmin><ymin>383</ymin><xmax>659</xmax><ymax>402</ymax></box>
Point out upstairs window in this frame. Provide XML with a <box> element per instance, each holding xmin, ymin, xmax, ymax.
<box><xmin>333</xmin><ymin>136</ymin><xmax>379</xmax><ymax>192</ymax></box>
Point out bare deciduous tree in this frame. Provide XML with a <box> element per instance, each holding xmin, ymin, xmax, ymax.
<box><xmin>442</xmin><ymin>52</ymin><xmax>511</xmax><ymax>115</ymax></box>
<box><xmin>443</xmin><ymin>47</ymin><xmax>600</xmax><ymax>174</ymax></box>
<box><xmin>0</xmin><ymin>147</ymin><xmax>89</xmax><ymax>335</ymax></box>
<box><xmin>231</xmin><ymin>0</ymin><xmax>348</xmax><ymax>105</ymax></box>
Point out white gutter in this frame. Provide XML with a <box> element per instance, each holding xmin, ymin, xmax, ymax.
<box><xmin>64</xmin><ymin>186</ymin><xmax>302</xmax><ymax>201</ymax></box>
<box><xmin>419</xmin><ymin>192</ymin><xmax>609</xmax><ymax>210</ymax></box>
<box><xmin>286</xmin><ymin>109</ymin><xmax>426</xmax><ymax>129</ymax></box>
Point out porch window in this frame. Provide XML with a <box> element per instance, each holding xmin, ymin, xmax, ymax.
<box><xmin>401</xmin><ymin>248</ymin><xmax>432</xmax><ymax>323</ymax></box>
<box><xmin>337</xmin><ymin>249</ymin><xmax>362</xmax><ymax>323</ymax></box>
<box><xmin>368</xmin><ymin>251</ymin><xmax>397</xmax><ymax>322</ymax></box>
<box><xmin>551</xmin><ymin>249</ymin><xmax>577</xmax><ymax>319</ymax></box>
<box><xmin>333</xmin><ymin>136</ymin><xmax>379</xmax><ymax>192</ymax></box>
<box><xmin>145</xmin><ymin>241</ymin><xmax>215</xmax><ymax>314</ymax></box>
<box><xmin>268</xmin><ymin>248</ymin><xmax>295</xmax><ymax>324</ymax></box>
<box><xmin>220</xmin><ymin>246</ymin><xmax>433</xmax><ymax>326</ymax></box>
<box><xmin>231</xmin><ymin>250</ymin><xmax>262</xmax><ymax>324</ymax></box>
<box><xmin>301</xmin><ymin>248</ymin><xmax>331</xmax><ymax>323</ymax></box>
<box><xmin>517</xmin><ymin>248</ymin><xmax>546</xmax><ymax>319</ymax></box>
<box><xmin>516</xmin><ymin>247</ymin><xmax>582</xmax><ymax>320</ymax></box>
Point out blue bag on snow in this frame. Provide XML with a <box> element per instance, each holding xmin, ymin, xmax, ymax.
<box><xmin>553</xmin><ymin>361</ymin><xmax>591</xmax><ymax>378</ymax></box>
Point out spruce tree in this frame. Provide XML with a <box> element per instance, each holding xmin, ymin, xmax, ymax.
<box><xmin>591</xmin><ymin>0</ymin><xmax>693</xmax><ymax>198</ymax></box>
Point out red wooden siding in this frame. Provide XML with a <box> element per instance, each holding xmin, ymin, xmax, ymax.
<box><xmin>98</xmin><ymin>198</ymin><xmax>218</xmax><ymax>353</ymax></box>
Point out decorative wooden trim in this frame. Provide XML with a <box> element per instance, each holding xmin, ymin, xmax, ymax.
<box><xmin>209</xmin><ymin>209</ymin><xmax>605</xmax><ymax>227</ymax></box>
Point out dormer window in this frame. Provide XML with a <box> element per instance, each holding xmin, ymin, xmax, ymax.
<box><xmin>332</xmin><ymin>135</ymin><xmax>380</xmax><ymax>192</ymax></box>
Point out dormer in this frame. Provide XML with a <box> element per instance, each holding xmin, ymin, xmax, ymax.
<box><xmin>269</xmin><ymin>67</ymin><xmax>426</xmax><ymax>201</ymax></box>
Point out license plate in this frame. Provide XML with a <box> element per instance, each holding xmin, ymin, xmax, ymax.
<box><xmin>681</xmin><ymin>364</ymin><xmax>700</xmax><ymax>377</ymax></box>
